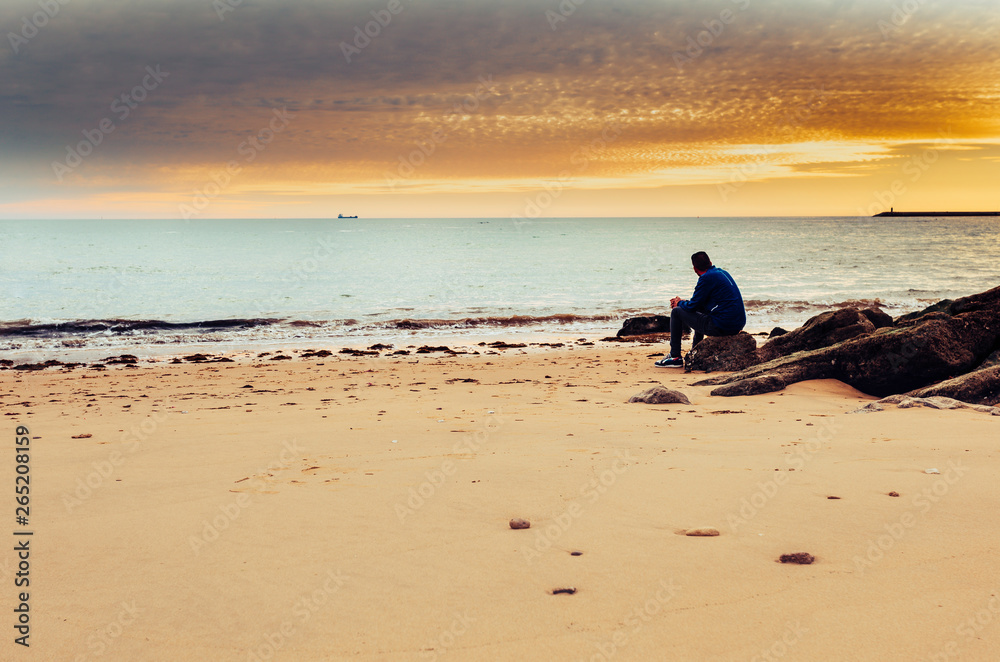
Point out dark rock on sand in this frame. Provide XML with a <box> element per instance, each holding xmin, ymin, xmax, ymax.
<box><xmin>617</xmin><ymin>315</ymin><xmax>671</xmax><ymax>337</ymax></box>
<box><xmin>756</xmin><ymin>308</ymin><xmax>875</xmax><ymax>363</ymax></box>
<box><xmin>779</xmin><ymin>552</ymin><xmax>815</xmax><ymax>565</ymax></box>
<box><xmin>684</xmin><ymin>332</ymin><xmax>757</xmax><ymax>372</ymax></box>
<box><xmin>509</xmin><ymin>518</ymin><xmax>530</xmax><ymax>529</ymax></box>
<box><xmin>906</xmin><ymin>365</ymin><xmax>1000</xmax><ymax>406</ymax></box>
<box><xmin>699</xmin><ymin>287</ymin><xmax>1000</xmax><ymax>397</ymax></box>
<box><xmin>601</xmin><ymin>333</ymin><xmax>670</xmax><ymax>343</ymax></box>
<box><xmin>628</xmin><ymin>385</ymin><xmax>691</xmax><ymax>405</ymax></box>
<box><xmin>104</xmin><ymin>354</ymin><xmax>138</xmax><ymax>364</ymax></box>
<box><xmin>769</xmin><ymin>327</ymin><xmax>789</xmax><ymax>338</ymax></box>
<box><xmin>415</xmin><ymin>345</ymin><xmax>454</xmax><ymax>354</ymax></box>
<box><xmin>340</xmin><ymin>348</ymin><xmax>379</xmax><ymax>356</ymax></box>
<box><xmin>710</xmin><ymin>375</ymin><xmax>787</xmax><ymax>397</ymax></box>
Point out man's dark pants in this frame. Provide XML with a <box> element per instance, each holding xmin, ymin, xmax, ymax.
<box><xmin>669</xmin><ymin>307</ymin><xmax>731</xmax><ymax>358</ymax></box>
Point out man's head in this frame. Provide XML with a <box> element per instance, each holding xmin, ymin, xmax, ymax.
<box><xmin>691</xmin><ymin>251</ymin><xmax>713</xmax><ymax>275</ymax></box>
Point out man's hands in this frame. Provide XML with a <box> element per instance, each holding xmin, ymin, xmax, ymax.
<box><xmin>670</xmin><ymin>296</ymin><xmax>682</xmax><ymax>309</ymax></box>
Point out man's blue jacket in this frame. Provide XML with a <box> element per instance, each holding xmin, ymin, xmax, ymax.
<box><xmin>677</xmin><ymin>266</ymin><xmax>746</xmax><ymax>333</ymax></box>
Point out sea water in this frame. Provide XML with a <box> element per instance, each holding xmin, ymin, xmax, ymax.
<box><xmin>2</xmin><ymin>217</ymin><xmax>999</xmax><ymax>356</ymax></box>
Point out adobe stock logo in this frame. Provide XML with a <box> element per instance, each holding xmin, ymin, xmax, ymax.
<box><xmin>6</xmin><ymin>0</ymin><xmax>71</xmax><ymax>55</ymax></box>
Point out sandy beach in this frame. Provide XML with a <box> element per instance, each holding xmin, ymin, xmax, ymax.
<box><xmin>4</xmin><ymin>341</ymin><xmax>999</xmax><ymax>661</ymax></box>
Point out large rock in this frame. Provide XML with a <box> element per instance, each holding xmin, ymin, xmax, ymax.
<box><xmin>628</xmin><ymin>385</ymin><xmax>691</xmax><ymax>404</ymax></box>
<box><xmin>860</xmin><ymin>308</ymin><xmax>894</xmax><ymax>329</ymax></box>
<box><xmin>756</xmin><ymin>308</ymin><xmax>875</xmax><ymax>363</ymax></box>
<box><xmin>907</xmin><ymin>365</ymin><xmax>1000</xmax><ymax>406</ymax></box>
<box><xmin>710</xmin><ymin>375</ymin><xmax>787</xmax><ymax>397</ymax></box>
<box><xmin>896</xmin><ymin>285</ymin><xmax>1000</xmax><ymax>326</ymax></box>
<box><xmin>697</xmin><ymin>307</ymin><xmax>1000</xmax><ymax>398</ymax></box>
<box><xmin>684</xmin><ymin>332</ymin><xmax>758</xmax><ymax>372</ymax></box>
<box><xmin>896</xmin><ymin>299</ymin><xmax>954</xmax><ymax>325</ymax></box>
<box><xmin>618</xmin><ymin>315</ymin><xmax>670</xmax><ymax>337</ymax></box>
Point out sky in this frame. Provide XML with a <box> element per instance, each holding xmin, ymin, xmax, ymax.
<box><xmin>1</xmin><ymin>0</ymin><xmax>999</xmax><ymax>219</ymax></box>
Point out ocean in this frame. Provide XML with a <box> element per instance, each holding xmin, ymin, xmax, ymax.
<box><xmin>2</xmin><ymin>217</ymin><xmax>999</xmax><ymax>359</ymax></box>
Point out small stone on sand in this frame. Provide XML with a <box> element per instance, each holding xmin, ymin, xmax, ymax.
<box><xmin>551</xmin><ymin>587</ymin><xmax>576</xmax><ymax>595</ymax></box>
<box><xmin>888</xmin><ymin>491</ymin><xmax>900</xmax><ymax>497</ymax></box>
<box><xmin>779</xmin><ymin>552</ymin><xmax>815</xmax><ymax>565</ymax></box>
<box><xmin>685</xmin><ymin>527</ymin><xmax>720</xmax><ymax>537</ymax></box>
<box><xmin>628</xmin><ymin>385</ymin><xmax>691</xmax><ymax>405</ymax></box>
<box><xmin>509</xmin><ymin>518</ymin><xmax>530</xmax><ymax>530</ymax></box>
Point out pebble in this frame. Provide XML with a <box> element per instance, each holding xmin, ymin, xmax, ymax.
<box><xmin>509</xmin><ymin>518</ymin><xmax>531</xmax><ymax>530</ymax></box>
<box><xmin>551</xmin><ymin>587</ymin><xmax>577</xmax><ymax>595</ymax></box>
<box><xmin>685</xmin><ymin>527</ymin><xmax>720</xmax><ymax>537</ymax></box>
<box><xmin>779</xmin><ymin>552</ymin><xmax>815</xmax><ymax>565</ymax></box>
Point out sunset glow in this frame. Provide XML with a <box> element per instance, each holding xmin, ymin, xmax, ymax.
<box><xmin>2</xmin><ymin>0</ymin><xmax>999</xmax><ymax>218</ymax></box>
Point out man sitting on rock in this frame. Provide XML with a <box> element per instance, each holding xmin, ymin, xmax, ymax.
<box><xmin>655</xmin><ymin>251</ymin><xmax>746</xmax><ymax>367</ymax></box>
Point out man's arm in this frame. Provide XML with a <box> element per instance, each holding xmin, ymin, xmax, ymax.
<box><xmin>678</xmin><ymin>273</ymin><xmax>712</xmax><ymax>312</ymax></box>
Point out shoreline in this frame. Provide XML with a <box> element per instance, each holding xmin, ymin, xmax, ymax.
<box><xmin>0</xmin><ymin>298</ymin><xmax>923</xmax><ymax>364</ymax></box>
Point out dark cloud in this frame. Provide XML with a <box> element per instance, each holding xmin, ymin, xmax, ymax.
<box><xmin>1</xmin><ymin>0</ymin><xmax>997</xmax><ymax>186</ymax></box>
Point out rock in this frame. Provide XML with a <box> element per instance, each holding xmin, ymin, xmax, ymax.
<box><xmin>888</xmin><ymin>491</ymin><xmax>900</xmax><ymax>497</ymax></box>
<box><xmin>769</xmin><ymin>327</ymin><xmax>789</xmax><ymax>338</ymax></box>
<box><xmin>104</xmin><ymin>354</ymin><xmax>138</xmax><ymax>364</ymax></box>
<box><xmin>551</xmin><ymin>587</ymin><xmax>577</xmax><ymax>595</ymax></box>
<box><xmin>978</xmin><ymin>349</ymin><xmax>1000</xmax><ymax>370</ymax></box>
<box><xmin>757</xmin><ymin>308</ymin><xmax>875</xmax><ymax>363</ymax></box>
<box><xmin>509</xmin><ymin>518</ymin><xmax>530</xmax><ymax>530</ymax></box>
<box><xmin>896</xmin><ymin>298</ymin><xmax>955</xmax><ymax>325</ymax></box>
<box><xmin>907</xmin><ymin>365</ymin><xmax>1000</xmax><ymax>406</ymax></box>
<box><xmin>710</xmin><ymin>375</ymin><xmax>787</xmax><ymax>397</ymax></box>
<box><xmin>487</xmin><ymin>341</ymin><xmax>527</xmax><ymax>349</ymax></box>
<box><xmin>896</xmin><ymin>285</ymin><xmax>1000</xmax><ymax>326</ymax></box>
<box><xmin>628</xmin><ymin>385</ymin><xmax>691</xmax><ymax>405</ymax></box>
<box><xmin>860</xmin><ymin>308</ymin><xmax>894</xmax><ymax>329</ymax></box>
<box><xmin>685</xmin><ymin>527</ymin><xmax>720</xmax><ymax>537</ymax></box>
<box><xmin>684</xmin><ymin>332</ymin><xmax>758</xmax><ymax>372</ymax></box>
<box><xmin>617</xmin><ymin>315</ymin><xmax>670</xmax><ymax>337</ymax></box>
<box><xmin>779</xmin><ymin>552</ymin><xmax>815</xmax><ymax>565</ymax></box>
<box><xmin>699</xmin><ymin>301</ymin><xmax>1000</xmax><ymax>397</ymax></box>
<box><xmin>71</xmin><ymin>433</ymin><xmax>93</xmax><ymax>439</ymax></box>
<box><xmin>853</xmin><ymin>392</ymin><xmax>1000</xmax><ymax>415</ymax></box>
<box><xmin>601</xmin><ymin>333</ymin><xmax>669</xmax><ymax>343</ymax></box>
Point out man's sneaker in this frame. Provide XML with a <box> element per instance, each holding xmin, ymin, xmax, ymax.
<box><xmin>654</xmin><ymin>356</ymin><xmax>684</xmax><ymax>368</ymax></box>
